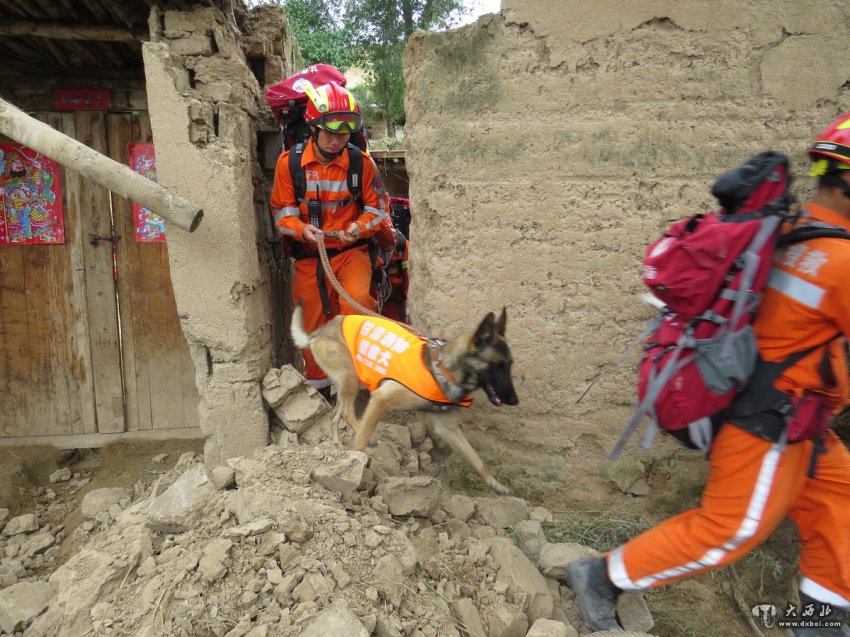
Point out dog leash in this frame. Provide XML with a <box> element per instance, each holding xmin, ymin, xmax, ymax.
<box><xmin>315</xmin><ymin>231</ymin><xmax>467</xmax><ymax>401</ymax></box>
<box><xmin>315</xmin><ymin>231</ymin><xmax>401</xmax><ymax>321</ymax></box>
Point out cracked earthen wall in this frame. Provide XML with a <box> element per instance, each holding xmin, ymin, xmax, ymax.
<box><xmin>142</xmin><ymin>5</ymin><xmax>299</xmax><ymax>465</ymax></box>
<box><xmin>404</xmin><ymin>1</ymin><xmax>850</xmax><ymax>453</ymax></box>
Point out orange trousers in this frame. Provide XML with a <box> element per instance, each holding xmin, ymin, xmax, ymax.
<box><xmin>292</xmin><ymin>246</ymin><xmax>375</xmax><ymax>385</ymax></box>
<box><xmin>608</xmin><ymin>424</ymin><xmax>850</xmax><ymax>607</ymax></box>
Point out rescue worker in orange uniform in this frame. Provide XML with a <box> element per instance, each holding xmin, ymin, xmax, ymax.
<box><xmin>380</xmin><ymin>198</ymin><xmax>411</xmax><ymax>323</ymax></box>
<box><xmin>567</xmin><ymin>115</ymin><xmax>850</xmax><ymax>636</ymax></box>
<box><xmin>381</xmin><ymin>234</ymin><xmax>409</xmax><ymax>323</ymax></box>
<box><xmin>270</xmin><ymin>81</ymin><xmax>392</xmax><ymax>394</ymax></box>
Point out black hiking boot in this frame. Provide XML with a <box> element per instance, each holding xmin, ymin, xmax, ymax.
<box><xmin>790</xmin><ymin>593</ymin><xmax>850</xmax><ymax>636</ymax></box>
<box><xmin>565</xmin><ymin>557</ymin><xmax>622</xmax><ymax>631</ymax></box>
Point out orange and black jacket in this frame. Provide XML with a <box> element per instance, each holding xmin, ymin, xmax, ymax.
<box><xmin>753</xmin><ymin>203</ymin><xmax>850</xmax><ymax>411</ymax></box>
<box><xmin>270</xmin><ymin>141</ymin><xmax>390</xmax><ymax>252</ymax></box>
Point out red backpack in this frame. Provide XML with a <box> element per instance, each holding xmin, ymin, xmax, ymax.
<box><xmin>265</xmin><ymin>64</ymin><xmax>367</xmax><ymax>151</ymax></box>
<box><xmin>610</xmin><ymin>151</ymin><xmax>795</xmax><ymax>457</ymax></box>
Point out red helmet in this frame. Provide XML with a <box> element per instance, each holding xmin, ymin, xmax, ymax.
<box><xmin>807</xmin><ymin>113</ymin><xmax>850</xmax><ymax>176</ymax></box>
<box><xmin>302</xmin><ymin>81</ymin><xmax>362</xmax><ymax>134</ymax></box>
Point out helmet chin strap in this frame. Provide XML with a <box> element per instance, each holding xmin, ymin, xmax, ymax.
<box><xmin>312</xmin><ymin>128</ymin><xmax>343</xmax><ymax>160</ymax></box>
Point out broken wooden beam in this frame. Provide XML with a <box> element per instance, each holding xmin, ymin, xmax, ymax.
<box><xmin>0</xmin><ymin>97</ymin><xmax>203</xmax><ymax>233</ymax></box>
<box><xmin>0</xmin><ymin>21</ymin><xmax>143</xmax><ymax>41</ymax></box>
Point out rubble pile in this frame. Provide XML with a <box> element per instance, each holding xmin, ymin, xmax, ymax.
<box><xmin>0</xmin><ymin>368</ymin><xmax>656</xmax><ymax>637</ymax></box>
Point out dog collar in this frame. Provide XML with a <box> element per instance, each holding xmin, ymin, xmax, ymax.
<box><xmin>426</xmin><ymin>339</ymin><xmax>470</xmax><ymax>404</ymax></box>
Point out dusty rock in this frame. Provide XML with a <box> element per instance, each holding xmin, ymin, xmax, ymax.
<box><xmin>222</xmin><ymin>517</ymin><xmax>274</xmax><ymax>538</ymax></box>
<box><xmin>262</xmin><ymin>366</ymin><xmax>330</xmax><ymax>435</ymax></box>
<box><xmin>146</xmin><ymin>465</ymin><xmax>217</xmax><ymax>533</ymax></box>
<box><xmin>537</xmin><ymin>543</ymin><xmax>598</xmax><ymax>580</ymax></box>
<box><xmin>475</xmin><ymin>496</ymin><xmax>529</xmax><ymax>529</ymax></box>
<box><xmin>199</xmin><ymin>537</ymin><xmax>233</xmax><ymax>583</ymax></box>
<box><xmin>442</xmin><ymin>493</ymin><xmax>475</xmax><ymax>522</ymax></box>
<box><xmin>0</xmin><ymin>581</ymin><xmax>56</xmax><ymax>633</ymax></box>
<box><xmin>81</xmin><ymin>488</ymin><xmax>131</xmax><ymax>520</ymax></box>
<box><xmin>487</xmin><ymin>538</ymin><xmax>554</xmax><ymax>622</ymax></box>
<box><xmin>212</xmin><ymin>465</ymin><xmax>237</xmax><ymax>489</ymax></box>
<box><xmin>2</xmin><ymin>513</ymin><xmax>38</xmax><ymax>537</ymax></box>
<box><xmin>452</xmin><ymin>598</ymin><xmax>487</xmax><ymax>636</ymax></box>
<box><xmin>513</xmin><ymin>519</ymin><xmax>547</xmax><ymax>561</ymax></box>
<box><xmin>48</xmin><ymin>468</ymin><xmax>72</xmax><ymax>483</ymax></box>
<box><xmin>484</xmin><ymin>603</ymin><xmax>529</xmax><ymax>637</ymax></box>
<box><xmin>527</xmin><ymin>618</ymin><xmax>575</xmax><ymax>637</ymax></box>
<box><xmin>376</xmin><ymin>476</ymin><xmax>441</xmax><ymax>517</ymax></box>
<box><xmin>529</xmin><ymin>506</ymin><xmax>554</xmax><ymax>524</ymax></box>
<box><xmin>311</xmin><ymin>451</ymin><xmax>368</xmax><ymax>497</ymax></box>
<box><xmin>618</xmin><ymin>592</ymin><xmax>655</xmax><ymax>633</ymax></box>
<box><xmin>299</xmin><ymin>601</ymin><xmax>369</xmax><ymax>636</ymax></box>
<box><xmin>0</xmin><ymin>564</ymin><xmax>17</xmax><ymax>589</ymax></box>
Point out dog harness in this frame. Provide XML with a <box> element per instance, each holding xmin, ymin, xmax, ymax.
<box><xmin>340</xmin><ymin>315</ymin><xmax>472</xmax><ymax>406</ymax></box>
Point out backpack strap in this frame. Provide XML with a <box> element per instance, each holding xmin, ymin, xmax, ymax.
<box><xmin>288</xmin><ymin>142</ymin><xmax>308</xmax><ymax>203</ymax></box>
<box><xmin>346</xmin><ymin>143</ymin><xmax>364</xmax><ymax>209</ymax></box>
<box><xmin>288</xmin><ymin>141</ymin><xmax>332</xmax><ymax>313</ymax></box>
<box><xmin>777</xmin><ymin>221</ymin><xmax>850</xmax><ymax>247</ymax></box>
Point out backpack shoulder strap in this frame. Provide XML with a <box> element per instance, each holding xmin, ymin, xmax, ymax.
<box><xmin>778</xmin><ymin>222</ymin><xmax>850</xmax><ymax>248</ymax></box>
<box><xmin>346</xmin><ymin>143</ymin><xmax>364</xmax><ymax>209</ymax></box>
<box><xmin>288</xmin><ymin>142</ymin><xmax>307</xmax><ymax>203</ymax></box>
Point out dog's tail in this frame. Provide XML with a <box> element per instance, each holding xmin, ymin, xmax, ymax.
<box><xmin>290</xmin><ymin>303</ymin><xmax>312</xmax><ymax>350</ymax></box>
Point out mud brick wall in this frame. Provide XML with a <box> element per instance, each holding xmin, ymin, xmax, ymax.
<box><xmin>403</xmin><ymin>1</ymin><xmax>850</xmax><ymax>453</ymax></box>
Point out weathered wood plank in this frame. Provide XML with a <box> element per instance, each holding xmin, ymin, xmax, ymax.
<box><xmin>0</xmin><ymin>21</ymin><xmax>140</xmax><ymax>41</ymax></box>
<box><xmin>0</xmin><ymin>123</ymin><xmax>76</xmax><ymax>437</ymax></box>
<box><xmin>108</xmin><ymin>112</ymin><xmax>147</xmax><ymax>432</ymax></box>
<box><xmin>48</xmin><ymin>112</ymin><xmax>97</xmax><ymax>435</ymax></box>
<box><xmin>0</xmin><ymin>62</ymin><xmax>145</xmax><ymax>80</ymax></box>
<box><xmin>74</xmin><ymin>111</ymin><xmax>125</xmax><ymax>433</ymax></box>
<box><xmin>20</xmin><ymin>244</ymin><xmax>75</xmax><ymax>436</ymax></box>
<box><xmin>128</xmin><ymin>114</ymin><xmax>198</xmax><ymax>430</ymax></box>
<box><xmin>0</xmin><ymin>247</ymin><xmax>32</xmax><ymax>436</ymax></box>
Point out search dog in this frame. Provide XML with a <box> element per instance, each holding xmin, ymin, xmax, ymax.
<box><xmin>291</xmin><ymin>304</ymin><xmax>518</xmax><ymax>494</ymax></box>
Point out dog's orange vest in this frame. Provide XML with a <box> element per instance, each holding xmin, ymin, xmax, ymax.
<box><xmin>341</xmin><ymin>315</ymin><xmax>472</xmax><ymax>406</ymax></box>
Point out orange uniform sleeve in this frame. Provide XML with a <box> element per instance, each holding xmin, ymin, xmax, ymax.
<box><xmin>270</xmin><ymin>150</ymin><xmax>307</xmax><ymax>242</ymax></box>
<box><xmin>355</xmin><ymin>154</ymin><xmax>391</xmax><ymax>239</ymax></box>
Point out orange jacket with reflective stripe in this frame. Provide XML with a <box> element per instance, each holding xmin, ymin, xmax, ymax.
<box><xmin>753</xmin><ymin>203</ymin><xmax>850</xmax><ymax>409</ymax></box>
<box><xmin>270</xmin><ymin>141</ymin><xmax>390</xmax><ymax>252</ymax></box>
<box><xmin>340</xmin><ymin>315</ymin><xmax>472</xmax><ymax>406</ymax></box>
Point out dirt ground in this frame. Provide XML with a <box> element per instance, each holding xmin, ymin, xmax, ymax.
<box><xmin>0</xmin><ymin>439</ymin><xmax>204</xmax><ymax>571</ymax></box>
<box><xmin>3</xmin><ymin>421</ymin><xmax>849</xmax><ymax>637</ymax></box>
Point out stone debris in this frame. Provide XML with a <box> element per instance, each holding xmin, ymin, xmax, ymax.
<box><xmin>0</xmin><ymin>381</ymin><xmax>657</xmax><ymax>636</ymax></box>
<box><xmin>47</xmin><ymin>468</ymin><xmax>71</xmax><ymax>484</ymax></box>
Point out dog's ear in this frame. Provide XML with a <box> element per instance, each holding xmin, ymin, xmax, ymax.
<box><xmin>473</xmin><ymin>312</ymin><xmax>496</xmax><ymax>348</ymax></box>
<box><xmin>495</xmin><ymin>307</ymin><xmax>507</xmax><ymax>336</ymax></box>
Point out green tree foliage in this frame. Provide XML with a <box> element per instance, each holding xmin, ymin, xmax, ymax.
<box><xmin>280</xmin><ymin>0</ymin><xmax>361</xmax><ymax>71</ymax></box>
<box><xmin>346</xmin><ymin>0</ymin><xmax>466</xmax><ymax>128</ymax></box>
<box><xmin>266</xmin><ymin>0</ymin><xmax>469</xmax><ymax>130</ymax></box>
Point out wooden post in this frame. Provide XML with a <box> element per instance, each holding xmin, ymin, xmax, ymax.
<box><xmin>0</xmin><ymin>97</ymin><xmax>203</xmax><ymax>233</ymax></box>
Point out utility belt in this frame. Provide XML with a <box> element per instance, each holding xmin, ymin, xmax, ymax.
<box><xmin>728</xmin><ymin>388</ymin><xmax>832</xmax><ymax>445</ymax></box>
<box><xmin>293</xmin><ymin>238</ymin><xmax>371</xmax><ymax>316</ymax></box>
<box><xmin>666</xmin><ymin>343</ymin><xmax>839</xmax><ymax>476</ymax></box>
<box><xmin>725</xmin><ymin>349</ymin><xmax>837</xmax><ymax>476</ymax></box>
<box><xmin>289</xmin><ymin>238</ymin><xmax>369</xmax><ymax>261</ymax></box>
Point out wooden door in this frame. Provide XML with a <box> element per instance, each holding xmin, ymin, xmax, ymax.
<box><xmin>0</xmin><ymin>111</ymin><xmax>199</xmax><ymax>441</ymax></box>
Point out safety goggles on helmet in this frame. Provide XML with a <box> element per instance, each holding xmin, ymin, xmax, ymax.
<box><xmin>313</xmin><ymin>111</ymin><xmax>362</xmax><ymax>134</ymax></box>
<box><xmin>808</xmin><ymin>156</ymin><xmax>850</xmax><ymax>177</ymax></box>
<box><xmin>807</xmin><ymin>113</ymin><xmax>850</xmax><ymax>175</ymax></box>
